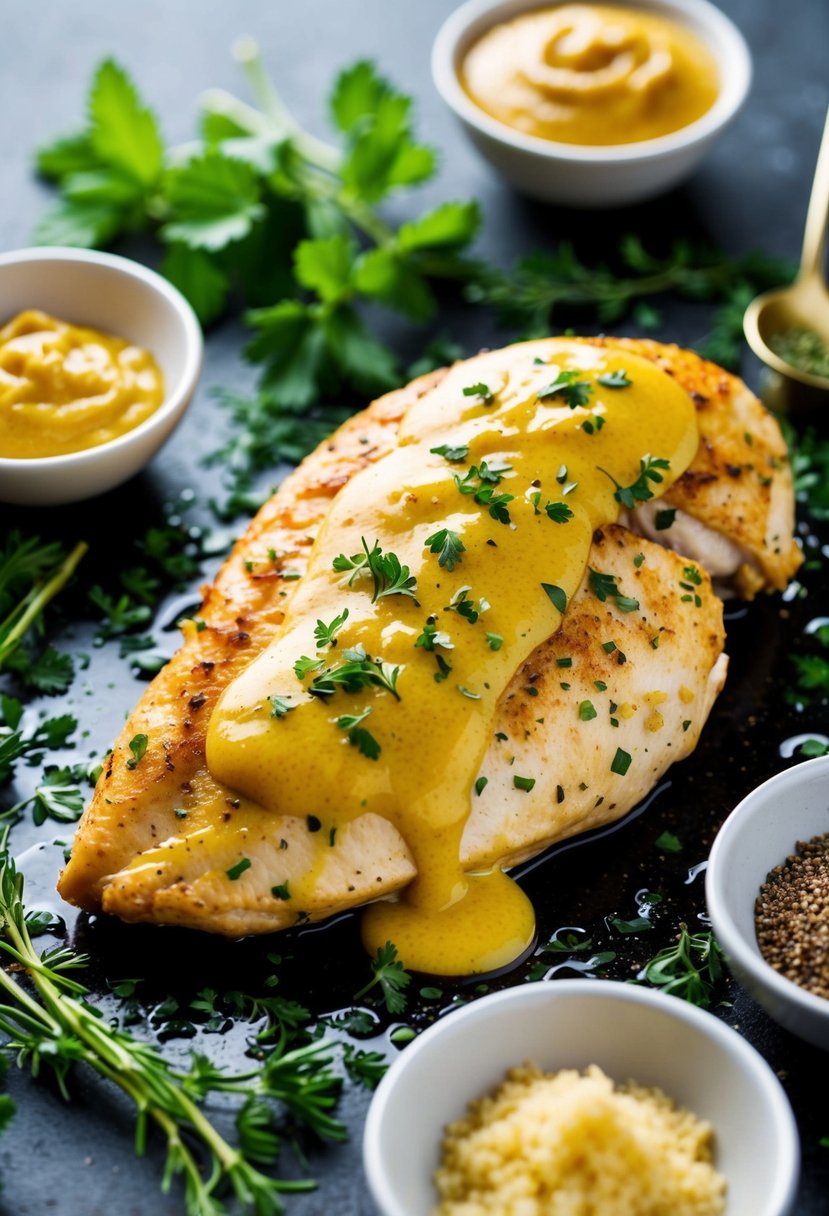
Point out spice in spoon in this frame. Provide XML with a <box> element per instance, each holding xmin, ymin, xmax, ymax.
<box><xmin>769</xmin><ymin>327</ymin><xmax>829</xmax><ymax>379</ymax></box>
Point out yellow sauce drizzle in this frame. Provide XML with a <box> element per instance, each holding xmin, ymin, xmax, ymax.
<box><xmin>206</xmin><ymin>339</ymin><xmax>698</xmax><ymax>976</ymax></box>
<box><xmin>0</xmin><ymin>309</ymin><xmax>164</xmax><ymax>458</ymax></box>
<box><xmin>460</xmin><ymin>4</ymin><xmax>720</xmax><ymax>146</ymax></box>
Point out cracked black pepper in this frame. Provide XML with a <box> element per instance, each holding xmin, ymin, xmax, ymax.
<box><xmin>755</xmin><ymin>831</ymin><xmax>829</xmax><ymax>1000</ymax></box>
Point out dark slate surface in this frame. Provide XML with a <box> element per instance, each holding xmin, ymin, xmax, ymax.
<box><xmin>1</xmin><ymin>1</ymin><xmax>829</xmax><ymax>1213</ymax></box>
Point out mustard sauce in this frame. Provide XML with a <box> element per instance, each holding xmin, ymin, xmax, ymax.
<box><xmin>460</xmin><ymin>4</ymin><xmax>720</xmax><ymax>146</ymax></box>
<box><xmin>203</xmin><ymin>339</ymin><xmax>698</xmax><ymax>976</ymax></box>
<box><xmin>0</xmin><ymin>309</ymin><xmax>164</xmax><ymax>459</ymax></box>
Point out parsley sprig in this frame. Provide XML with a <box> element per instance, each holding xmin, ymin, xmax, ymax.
<box><xmin>302</xmin><ymin>645</ymin><xmax>401</xmax><ymax>701</ymax></box>
<box><xmin>353</xmin><ymin>941</ymin><xmax>411</xmax><ymax>1014</ymax></box>
<box><xmin>333</xmin><ymin>539</ymin><xmax>417</xmax><ymax>603</ymax></box>
<box><xmin>599</xmin><ymin>455</ymin><xmax>671</xmax><ymax>509</ymax></box>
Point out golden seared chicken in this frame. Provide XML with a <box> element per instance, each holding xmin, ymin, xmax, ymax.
<box><xmin>58</xmin><ymin>338</ymin><xmax>800</xmax><ymax>974</ymax></box>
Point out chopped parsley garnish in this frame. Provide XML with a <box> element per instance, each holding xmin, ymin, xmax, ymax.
<box><xmin>538</xmin><ymin>369</ymin><xmax>593</xmax><ymax>409</ymax></box>
<box><xmin>579</xmin><ymin>701</ymin><xmax>597</xmax><ymax>721</ymax></box>
<box><xmin>611</xmin><ymin>747</ymin><xmax>632</xmax><ymax>776</ymax></box>
<box><xmin>602</xmin><ymin>641</ymin><xmax>616</xmax><ymax>653</ymax></box>
<box><xmin>455</xmin><ymin>462</ymin><xmax>514</xmax><ymax>525</ymax></box>
<box><xmin>588</xmin><ymin>569</ymin><xmax>640</xmax><ymax>614</ymax></box>
<box><xmin>294</xmin><ymin>655</ymin><xmax>325</xmax><ymax>679</ymax></box>
<box><xmin>430</xmin><ymin>442</ymin><xmax>469</xmax><ymax>462</ymax></box>
<box><xmin>633</xmin><ymin>553</ymin><xmax>645</xmax><ymax>568</ymax></box>
<box><xmin>306</xmin><ymin>815</ymin><xmax>322</xmax><ymax>832</ymax></box>
<box><xmin>597</xmin><ymin>369</ymin><xmax>631</xmax><ymax>389</ymax></box>
<box><xmin>655</xmin><ymin>831</ymin><xmax>682</xmax><ymax>853</ymax></box>
<box><xmin>462</xmin><ymin>382</ymin><xmax>494</xmax><ymax>405</ymax></box>
<box><xmin>513</xmin><ymin>775</ymin><xmax>536</xmax><ymax>792</ymax></box>
<box><xmin>226</xmin><ymin>858</ymin><xmax>251</xmax><ymax>881</ymax></box>
<box><xmin>415</xmin><ymin>619</ymin><xmax>453</xmax><ymax>651</ymax></box>
<box><xmin>485</xmin><ymin>632</ymin><xmax>503</xmax><ymax>651</ymax></box>
<box><xmin>336</xmin><ymin>708</ymin><xmax>380</xmax><ymax>758</ymax></box>
<box><xmin>433</xmin><ymin>653</ymin><xmax>452</xmax><ymax>683</ymax></box>
<box><xmin>655</xmin><ymin>508</ymin><xmax>676</xmax><ymax>531</ymax></box>
<box><xmin>332</xmin><ymin>538</ymin><xmax>417</xmax><ymax>603</ymax></box>
<box><xmin>581</xmin><ymin>415</ymin><xmax>605</xmax><ymax>435</ymax></box>
<box><xmin>425</xmin><ymin>528</ymin><xmax>465</xmax><ymax>572</ymax></box>
<box><xmin>475</xmin><ymin>776</ymin><xmax>488</xmax><ymax>796</ymax></box>
<box><xmin>269</xmin><ymin>695</ymin><xmax>295</xmax><ymax>719</ymax></box>
<box><xmin>639</xmin><ymin>925</ymin><xmax>724</xmax><ymax>1009</ymax></box>
<box><xmin>126</xmin><ymin>734</ymin><xmax>148</xmax><ymax>770</ymax></box>
<box><xmin>314</xmin><ymin>608</ymin><xmax>349</xmax><ymax>648</ymax></box>
<box><xmin>530</xmin><ymin>491</ymin><xmax>573</xmax><ymax>523</ymax></box>
<box><xmin>541</xmin><ymin>583</ymin><xmax>567</xmax><ymax>614</ymax></box>
<box><xmin>446</xmin><ymin>586</ymin><xmax>489</xmax><ymax>624</ymax></box>
<box><xmin>599</xmin><ymin>455</ymin><xmax>671</xmax><ymax>509</ymax></box>
<box><xmin>556</xmin><ymin>656</ymin><xmax>572</xmax><ymax>667</ymax></box>
<box><xmin>306</xmin><ymin>645</ymin><xmax>401</xmax><ymax>700</ymax></box>
<box><xmin>271</xmin><ymin>882</ymin><xmax>291</xmax><ymax>900</ymax></box>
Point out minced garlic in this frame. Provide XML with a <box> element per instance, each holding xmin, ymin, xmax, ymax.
<box><xmin>433</xmin><ymin>1062</ymin><xmax>726</xmax><ymax>1216</ymax></box>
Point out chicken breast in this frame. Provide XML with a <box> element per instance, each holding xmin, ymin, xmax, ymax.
<box><xmin>57</xmin><ymin>338</ymin><xmax>797</xmax><ymax>937</ymax></box>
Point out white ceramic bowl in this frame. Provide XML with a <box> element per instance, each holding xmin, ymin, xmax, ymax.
<box><xmin>431</xmin><ymin>0</ymin><xmax>753</xmax><ymax>207</ymax></box>
<box><xmin>0</xmin><ymin>246</ymin><xmax>203</xmax><ymax>506</ymax></box>
<box><xmin>706</xmin><ymin>755</ymin><xmax>829</xmax><ymax>1052</ymax></box>
<box><xmin>364</xmin><ymin>980</ymin><xmax>799</xmax><ymax>1216</ymax></box>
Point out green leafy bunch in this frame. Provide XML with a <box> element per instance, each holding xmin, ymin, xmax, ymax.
<box><xmin>35</xmin><ymin>46</ymin><xmax>480</xmax><ymax>411</ymax></box>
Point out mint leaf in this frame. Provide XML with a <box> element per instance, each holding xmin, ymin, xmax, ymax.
<box><xmin>161</xmin><ymin>244</ymin><xmax>229</xmax><ymax>326</ymax></box>
<box><xmin>89</xmin><ymin>59</ymin><xmax>163</xmax><ymax>187</ymax></box>
<box><xmin>163</xmin><ymin>151</ymin><xmax>264</xmax><ymax>251</ymax></box>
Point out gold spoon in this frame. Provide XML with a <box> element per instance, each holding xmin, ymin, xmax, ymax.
<box><xmin>743</xmin><ymin>106</ymin><xmax>829</xmax><ymax>417</ymax></box>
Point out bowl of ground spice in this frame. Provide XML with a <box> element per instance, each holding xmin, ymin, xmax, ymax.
<box><xmin>707</xmin><ymin>754</ymin><xmax>829</xmax><ymax>1051</ymax></box>
<box><xmin>363</xmin><ymin>980</ymin><xmax>799</xmax><ymax>1216</ymax></box>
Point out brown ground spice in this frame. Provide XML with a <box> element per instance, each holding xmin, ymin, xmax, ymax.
<box><xmin>755</xmin><ymin>831</ymin><xmax>829</xmax><ymax>1000</ymax></box>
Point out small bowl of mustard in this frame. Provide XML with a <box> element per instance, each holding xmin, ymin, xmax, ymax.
<box><xmin>431</xmin><ymin>0</ymin><xmax>752</xmax><ymax>207</ymax></box>
<box><xmin>0</xmin><ymin>246</ymin><xmax>203</xmax><ymax>506</ymax></box>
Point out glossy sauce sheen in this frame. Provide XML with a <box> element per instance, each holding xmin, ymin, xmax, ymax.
<box><xmin>460</xmin><ymin>4</ymin><xmax>719</xmax><ymax>146</ymax></box>
<box><xmin>206</xmin><ymin>340</ymin><xmax>698</xmax><ymax>975</ymax></box>
<box><xmin>0</xmin><ymin>309</ymin><xmax>164</xmax><ymax>458</ymax></box>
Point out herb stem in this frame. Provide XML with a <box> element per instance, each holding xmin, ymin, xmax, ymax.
<box><xmin>0</xmin><ymin>540</ymin><xmax>88</xmax><ymax>669</ymax></box>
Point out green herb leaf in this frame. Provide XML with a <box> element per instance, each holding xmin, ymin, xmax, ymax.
<box><xmin>425</xmin><ymin>528</ymin><xmax>465</xmax><ymax>572</ymax></box>
<box><xmin>89</xmin><ymin>58</ymin><xmax>163</xmax><ymax>187</ymax></box>
<box><xmin>538</xmin><ymin>369</ymin><xmax>593</xmax><ymax>409</ymax></box>
<box><xmin>610</xmin><ymin>747</ymin><xmax>632</xmax><ymax>776</ymax></box>
<box><xmin>597</xmin><ymin>370</ymin><xmax>631</xmax><ymax>389</ymax></box>
<box><xmin>126</xmin><ymin>734</ymin><xmax>148</xmax><ymax>770</ymax></box>
<box><xmin>541</xmin><ymin>583</ymin><xmax>567</xmax><ymax>614</ymax></box>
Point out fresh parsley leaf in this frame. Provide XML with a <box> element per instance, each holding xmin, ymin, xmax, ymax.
<box><xmin>269</xmin><ymin>695</ymin><xmax>295</xmax><ymax>719</ymax></box>
<box><xmin>599</xmin><ymin>455</ymin><xmax>671</xmax><ymax>509</ymax></box>
<box><xmin>430</xmin><ymin>442</ymin><xmax>469</xmax><ymax>463</ymax></box>
<box><xmin>542</xmin><ymin>583</ymin><xmax>567</xmax><ymax>614</ymax></box>
<box><xmin>163</xmin><ymin>151</ymin><xmax>264</xmax><ymax>251</ymax></box>
<box><xmin>425</xmin><ymin>528</ymin><xmax>465</xmax><ymax>572</ymax></box>
<box><xmin>353</xmin><ymin>941</ymin><xmax>411</xmax><ymax>1014</ymax></box>
<box><xmin>588</xmin><ymin>569</ymin><xmax>640</xmax><ymax>614</ymax></box>
<box><xmin>126</xmin><ymin>734</ymin><xmax>148</xmax><ymax>770</ymax></box>
<box><xmin>638</xmin><ymin>924</ymin><xmax>724</xmax><ymax>1008</ymax></box>
<box><xmin>89</xmin><ymin>58</ymin><xmax>163</xmax><ymax>187</ymax></box>
<box><xmin>538</xmin><ymin>369</ymin><xmax>593</xmax><ymax>408</ymax></box>
<box><xmin>655</xmin><ymin>508</ymin><xmax>677</xmax><ymax>531</ymax></box>
<box><xmin>226</xmin><ymin>858</ymin><xmax>252</xmax><ymax>881</ymax></box>
<box><xmin>462</xmin><ymin>382</ymin><xmax>494</xmax><ymax>405</ymax></box>
<box><xmin>597</xmin><ymin>369</ymin><xmax>631</xmax><ymax>389</ymax></box>
<box><xmin>314</xmin><ymin>608</ymin><xmax>349</xmax><ymax>648</ymax></box>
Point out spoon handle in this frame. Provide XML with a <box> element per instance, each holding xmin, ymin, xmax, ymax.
<box><xmin>800</xmin><ymin>105</ymin><xmax>829</xmax><ymax>282</ymax></box>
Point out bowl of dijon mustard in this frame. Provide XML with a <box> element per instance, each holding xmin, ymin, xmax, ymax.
<box><xmin>0</xmin><ymin>246</ymin><xmax>202</xmax><ymax>505</ymax></box>
<box><xmin>431</xmin><ymin>0</ymin><xmax>752</xmax><ymax>206</ymax></box>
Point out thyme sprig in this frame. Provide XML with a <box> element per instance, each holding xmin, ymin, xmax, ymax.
<box><xmin>0</xmin><ymin>842</ymin><xmax>345</xmax><ymax>1215</ymax></box>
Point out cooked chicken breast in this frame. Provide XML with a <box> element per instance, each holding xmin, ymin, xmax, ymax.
<box><xmin>57</xmin><ymin>338</ymin><xmax>798</xmax><ymax>937</ymax></box>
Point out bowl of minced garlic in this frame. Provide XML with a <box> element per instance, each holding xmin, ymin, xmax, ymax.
<box><xmin>434</xmin><ymin>1062</ymin><xmax>724</xmax><ymax>1215</ymax></box>
<box><xmin>363</xmin><ymin>981</ymin><xmax>800</xmax><ymax>1216</ymax></box>
<box><xmin>0</xmin><ymin>246</ymin><xmax>202</xmax><ymax>505</ymax></box>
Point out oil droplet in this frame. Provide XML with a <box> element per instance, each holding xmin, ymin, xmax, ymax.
<box><xmin>684</xmin><ymin>860</ymin><xmax>708</xmax><ymax>885</ymax></box>
<box><xmin>779</xmin><ymin>732</ymin><xmax>829</xmax><ymax>758</ymax></box>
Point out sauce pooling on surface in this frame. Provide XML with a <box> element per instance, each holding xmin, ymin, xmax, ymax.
<box><xmin>206</xmin><ymin>339</ymin><xmax>698</xmax><ymax>975</ymax></box>
<box><xmin>460</xmin><ymin>4</ymin><xmax>719</xmax><ymax>146</ymax></box>
<box><xmin>0</xmin><ymin>309</ymin><xmax>164</xmax><ymax>458</ymax></box>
